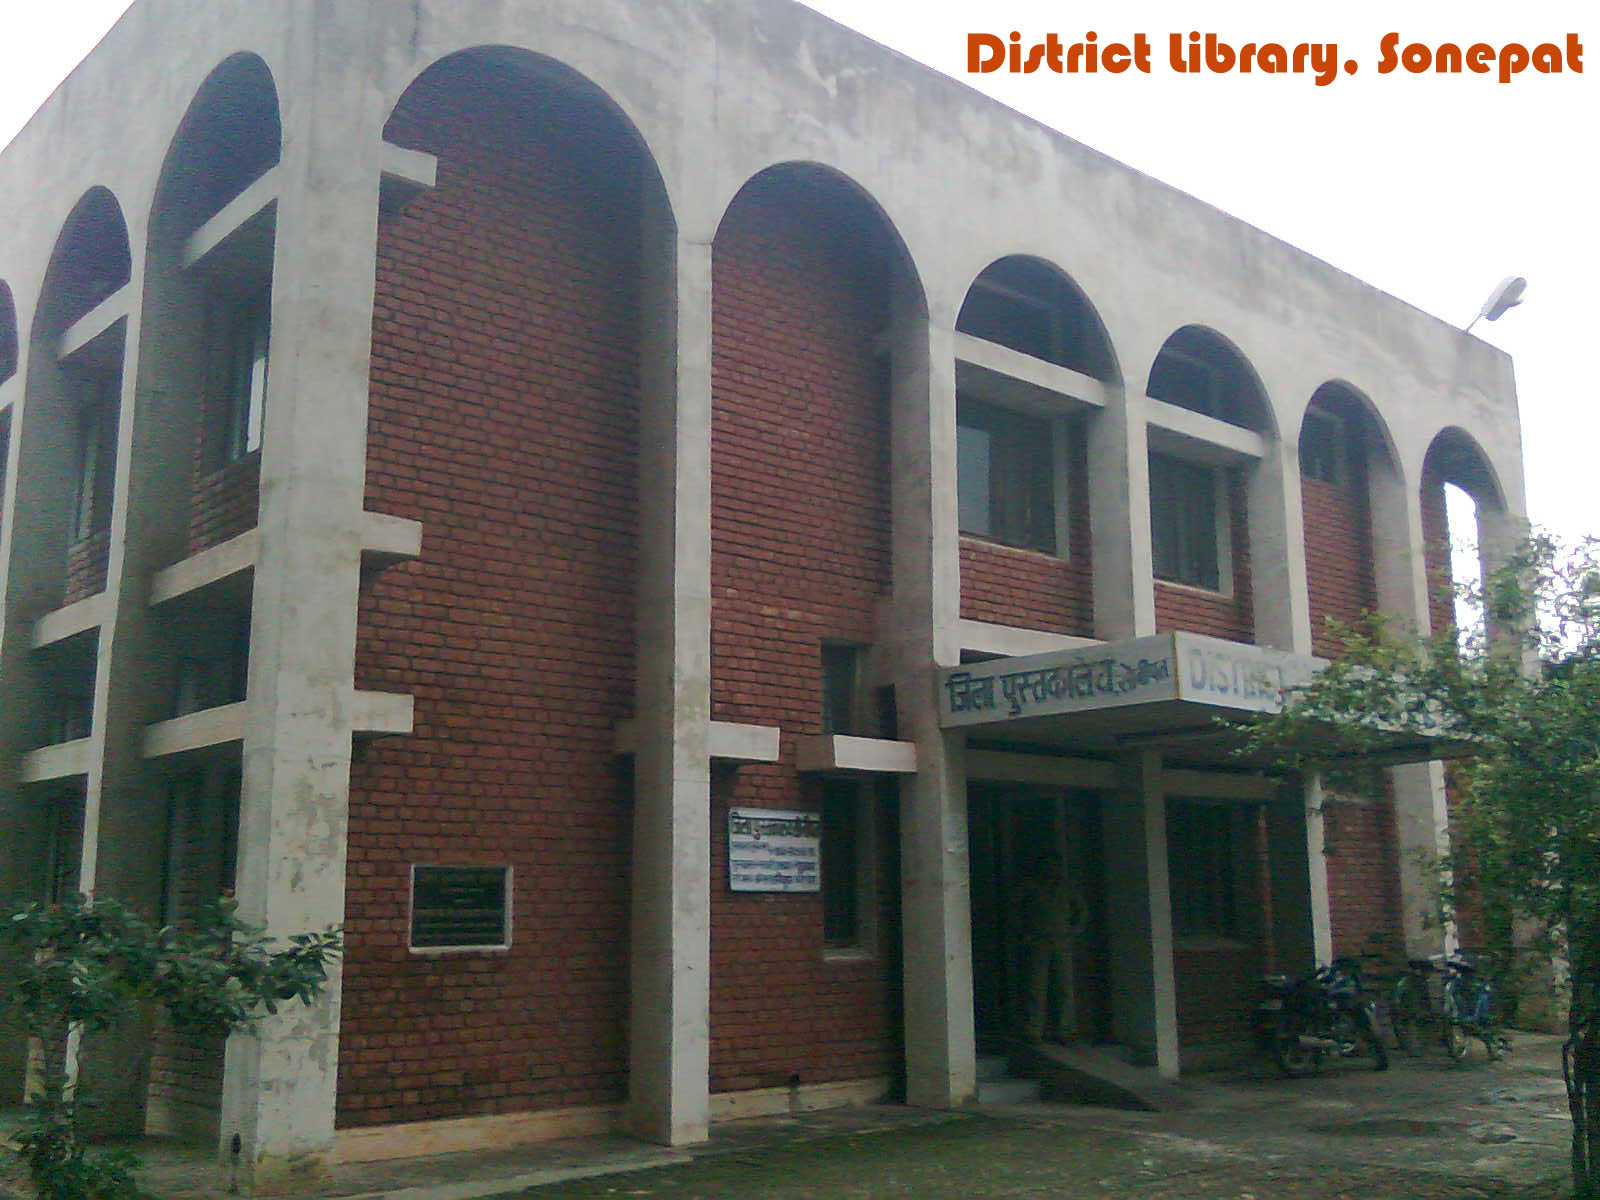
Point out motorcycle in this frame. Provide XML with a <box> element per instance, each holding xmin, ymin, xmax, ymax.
<box><xmin>1252</xmin><ymin>956</ymin><xmax>1390</xmax><ymax>1077</ymax></box>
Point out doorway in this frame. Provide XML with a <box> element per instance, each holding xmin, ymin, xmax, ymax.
<box><xmin>968</xmin><ymin>785</ymin><xmax>1111</xmax><ymax>1052</ymax></box>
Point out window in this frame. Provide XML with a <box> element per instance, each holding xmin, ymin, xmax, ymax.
<box><xmin>161</xmin><ymin>769</ymin><xmax>244</xmax><ymax>926</ymax></box>
<box><xmin>44</xmin><ymin>794</ymin><xmax>81</xmax><ymax>904</ymax></box>
<box><xmin>958</xmin><ymin>277</ymin><xmax>1058</xmax><ymax>363</ymax></box>
<box><xmin>1299</xmin><ymin>409</ymin><xmax>1344</xmax><ymax>485</ymax></box>
<box><xmin>821</xmin><ymin>781</ymin><xmax>867</xmax><ymax>951</ymax></box>
<box><xmin>410</xmin><ymin>865</ymin><xmax>511</xmax><ymax>952</ymax></box>
<box><xmin>218</xmin><ymin>292</ymin><xmax>270</xmax><ymax>463</ymax></box>
<box><xmin>1168</xmin><ymin>803</ymin><xmax>1237</xmax><ymax>939</ymax></box>
<box><xmin>1149</xmin><ymin>453</ymin><xmax>1221</xmax><ymax>591</ymax></box>
<box><xmin>1147</xmin><ymin>346</ymin><xmax>1224</xmax><ymax>418</ymax></box>
<box><xmin>172</xmin><ymin>614</ymin><xmax>251</xmax><ymax>717</ymax></box>
<box><xmin>820</xmin><ymin>643</ymin><xmax>861</xmax><ymax>736</ymax></box>
<box><xmin>957</xmin><ymin>400</ymin><xmax>1056</xmax><ymax>554</ymax></box>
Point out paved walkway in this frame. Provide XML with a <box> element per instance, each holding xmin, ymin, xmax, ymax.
<box><xmin>1</xmin><ymin>1033</ymin><xmax>1575</xmax><ymax>1198</ymax></box>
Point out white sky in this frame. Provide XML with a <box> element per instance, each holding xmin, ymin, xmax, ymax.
<box><xmin>2</xmin><ymin>1</ymin><xmax>1594</xmax><ymax>546</ymax></box>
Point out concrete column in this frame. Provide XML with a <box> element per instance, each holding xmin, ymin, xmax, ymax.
<box><xmin>1247</xmin><ymin>435</ymin><xmax>1312</xmax><ymax>654</ymax></box>
<box><xmin>1101</xmin><ymin>751</ymin><xmax>1178</xmax><ymax>1077</ymax></box>
<box><xmin>217</xmin><ymin>17</ymin><xmax>386</xmax><ymax>1191</ymax></box>
<box><xmin>1368</xmin><ymin>450</ymin><xmax>1451</xmax><ymax>958</ymax></box>
<box><xmin>889</xmin><ymin>295</ymin><xmax>975</xmax><ymax>1109</ymax></box>
<box><xmin>625</xmin><ymin>207</ymin><xmax>712</xmax><ymax>1146</ymax></box>
<box><xmin>1088</xmin><ymin>390</ymin><xmax>1155</xmax><ymax>639</ymax></box>
<box><xmin>1268</xmin><ymin>778</ymin><xmax>1333</xmax><ymax>975</ymax></box>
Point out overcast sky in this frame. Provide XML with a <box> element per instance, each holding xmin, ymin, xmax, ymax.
<box><xmin>2</xmin><ymin>1</ymin><xmax>1593</xmax><ymax>549</ymax></box>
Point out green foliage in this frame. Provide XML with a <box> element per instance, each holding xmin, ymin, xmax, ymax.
<box><xmin>0</xmin><ymin>893</ymin><xmax>341</xmax><ymax>1200</ymax></box>
<box><xmin>1242</xmin><ymin>531</ymin><xmax>1600</xmax><ymax>1197</ymax></box>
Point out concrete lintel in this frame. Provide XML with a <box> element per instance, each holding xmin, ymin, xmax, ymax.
<box><xmin>614</xmin><ymin>719</ymin><xmax>778</xmax><ymax>763</ymax></box>
<box><xmin>953</xmin><ymin>330</ymin><xmax>1110</xmax><ymax>414</ymax></box>
<box><xmin>794</xmin><ymin>734</ymin><xmax>917</xmax><ymax>775</ymax></box>
<box><xmin>149</xmin><ymin>529</ymin><xmax>260</xmax><ymax>606</ymax></box>
<box><xmin>1161</xmin><ymin>768</ymin><xmax>1276</xmax><ymax>801</ymax></box>
<box><xmin>957</xmin><ymin>618</ymin><xmax>1098</xmax><ymax>659</ymax></box>
<box><xmin>965</xmin><ymin>749</ymin><xmax>1116</xmax><ymax>789</ymax></box>
<box><xmin>351</xmin><ymin>690</ymin><xmax>414</xmax><ymax>737</ymax></box>
<box><xmin>31</xmin><ymin>591</ymin><xmax>107</xmax><ymax>649</ymax></box>
<box><xmin>1145</xmin><ymin>397</ymin><xmax>1267</xmax><ymax>465</ymax></box>
<box><xmin>360</xmin><ymin>511</ymin><xmax>423</xmax><ymax>568</ymax></box>
<box><xmin>181</xmin><ymin>166</ymin><xmax>281</xmax><ymax>272</ymax></box>
<box><xmin>142</xmin><ymin>703</ymin><xmax>247</xmax><ymax>758</ymax></box>
<box><xmin>18</xmin><ymin>738</ymin><xmax>94</xmax><ymax>784</ymax></box>
<box><xmin>379</xmin><ymin>142</ymin><xmax>438</xmax><ymax>213</ymax></box>
<box><xmin>57</xmin><ymin>284</ymin><xmax>133</xmax><ymax>361</ymax></box>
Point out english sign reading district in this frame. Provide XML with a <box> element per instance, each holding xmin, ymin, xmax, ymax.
<box><xmin>728</xmin><ymin>808</ymin><xmax>822</xmax><ymax>893</ymax></box>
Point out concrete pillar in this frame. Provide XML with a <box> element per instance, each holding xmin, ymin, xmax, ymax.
<box><xmin>1368</xmin><ymin>448</ymin><xmax>1451</xmax><ymax>958</ymax></box>
<box><xmin>217</xmin><ymin>19</ymin><xmax>386</xmax><ymax>1191</ymax></box>
<box><xmin>1088</xmin><ymin>390</ymin><xmax>1155</xmax><ymax>639</ymax></box>
<box><xmin>1247</xmin><ymin>435</ymin><xmax>1312</xmax><ymax>654</ymax></box>
<box><xmin>1267</xmin><ymin>779</ymin><xmax>1333</xmax><ymax>975</ymax></box>
<box><xmin>625</xmin><ymin>205</ymin><xmax>712</xmax><ymax>1146</ymax></box>
<box><xmin>1101</xmin><ymin>751</ymin><xmax>1178</xmax><ymax>1077</ymax></box>
<box><xmin>889</xmin><ymin>295</ymin><xmax>975</xmax><ymax>1109</ymax></box>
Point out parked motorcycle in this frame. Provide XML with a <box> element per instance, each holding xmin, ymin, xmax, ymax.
<box><xmin>1252</xmin><ymin>956</ymin><xmax>1390</xmax><ymax>1077</ymax></box>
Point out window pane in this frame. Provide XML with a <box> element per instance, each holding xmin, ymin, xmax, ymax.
<box><xmin>820</xmin><ymin>644</ymin><xmax>858</xmax><ymax>737</ymax></box>
<box><xmin>957</xmin><ymin>423</ymin><xmax>992</xmax><ymax>537</ymax></box>
<box><xmin>821</xmin><ymin>782</ymin><xmax>860</xmax><ymax>948</ymax></box>
<box><xmin>1150</xmin><ymin>454</ymin><xmax>1219</xmax><ymax>589</ymax></box>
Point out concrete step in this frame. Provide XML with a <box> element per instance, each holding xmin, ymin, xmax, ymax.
<box><xmin>1023</xmin><ymin>1042</ymin><xmax>1189</xmax><ymax>1112</ymax></box>
<box><xmin>976</xmin><ymin>1054</ymin><xmax>1010</xmax><ymax>1083</ymax></box>
<box><xmin>977</xmin><ymin>1076</ymin><xmax>1041</xmax><ymax>1106</ymax></box>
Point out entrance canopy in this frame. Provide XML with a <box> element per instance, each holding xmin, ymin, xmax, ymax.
<box><xmin>937</xmin><ymin>631</ymin><xmax>1467</xmax><ymax>770</ymax></box>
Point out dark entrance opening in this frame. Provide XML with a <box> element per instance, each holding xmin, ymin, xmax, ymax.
<box><xmin>968</xmin><ymin>785</ymin><xmax>1111</xmax><ymax>1052</ymax></box>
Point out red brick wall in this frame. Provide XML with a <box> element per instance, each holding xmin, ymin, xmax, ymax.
<box><xmin>1324</xmin><ymin>784</ymin><xmax>1404</xmax><ymax>959</ymax></box>
<box><xmin>707</xmin><ymin>169</ymin><xmax>901</xmax><ymax>1092</ymax></box>
<box><xmin>1153</xmin><ymin>472</ymin><xmax>1253</xmax><ymax>642</ymax></box>
<box><xmin>1301</xmin><ymin>460</ymin><xmax>1376</xmax><ymax>659</ymax></box>
<box><xmin>1175</xmin><ymin>943</ymin><xmax>1262</xmax><ymax>1051</ymax></box>
<box><xmin>958</xmin><ymin>426</ymin><xmax>1092</xmax><ymax>636</ymax></box>
<box><xmin>62</xmin><ymin>529</ymin><xmax>109</xmax><ymax>606</ymax></box>
<box><xmin>338</xmin><ymin>70</ymin><xmax>640</xmax><ymax>1128</ymax></box>
<box><xmin>186</xmin><ymin>455</ymin><xmax>259</xmax><ymax>556</ymax></box>
<box><xmin>1420</xmin><ymin>466</ymin><xmax>1455</xmax><ymax>638</ymax></box>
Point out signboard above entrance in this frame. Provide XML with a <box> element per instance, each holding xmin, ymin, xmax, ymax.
<box><xmin>937</xmin><ymin>631</ymin><xmax>1321</xmax><ymax>729</ymax></box>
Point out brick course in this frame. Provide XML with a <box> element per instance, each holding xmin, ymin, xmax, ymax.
<box><xmin>337</xmin><ymin>68</ymin><xmax>641</xmax><ymax>1129</ymax></box>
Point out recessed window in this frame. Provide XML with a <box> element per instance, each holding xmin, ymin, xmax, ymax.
<box><xmin>1168</xmin><ymin>803</ymin><xmax>1237</xmax><ymax>939</ymax></box>
<box><xmin>957</xmin><ymin>400</ymin><xmax>1056</xmax><ymax>554</ymax></box>
<box><xmin>821</xmin><ymin>781</ymin><xmax>876</xmax><ymax>954</ymax></box>
<box><xmin>1147</xmin><ymin>346</ymin><xmax>1224</xmax><ymax>419</ymax></box>
<box><xmin>172</xmin><ymin>614</ymin><xmax>251</xmax><ymax>717</ymax></box>
<box><xmin>71</xmin><ymin>380</ymin><xmax>114</xmax><ymax>541</ymax></box>
<box><xmin>958</xmin><ymin>278</ymin><xmax>1058</xmax><ymax>363</ymax></box>
<box><xmin>410</xmin><ymin>865</ymin><xmax>511</xmax><ymax>952</ymax></box>
<box><xmin>161</xmin><ymin>768</ymin><xmax>244</xmax><ymax>926</ymax></box>
<box><xmin>1149</xmin><ymin>453</ymin><xmax>1221</xmax><ymax>591</ymax></box>
<box><xmin>1299</xmin><ymin>409</ymin><xmax>1344</xmax><ymax>485</ymax></box>
<box><xmin>820</xmin><ymin>643</ymin><xmax>862</xmax><ymax>737</ymax></box>
<box><xmin>217</xmin><ymin>292</ymin><xmax>270</xmax><ymax>464</ymax></box>
<box><xmin>44</xmin><ymin>793</ymin><xmax>82</xmax><ymax>904</ymax></box>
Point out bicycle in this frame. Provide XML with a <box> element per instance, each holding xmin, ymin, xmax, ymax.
<box><xmin>1440</xmin><ymin>951</ymin><xmax>1511</xmax><ymax>1062</ymax></box>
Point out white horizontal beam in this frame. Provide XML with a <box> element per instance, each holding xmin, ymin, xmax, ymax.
<box><xmin>361</xmin><ymin>511</ymin><xmax>423</xmax><ymax>566</ymax></box>
<box><xmin>57</xmin><ymin>284</ymin><xmax>132</xmax><ymax>360</ymax></box>
<box><xmin>954</xmin><ymin>330</ymin><xmax>1112</xmax><ymax>414</ymax></box>
<box><xmin>181</xmin><ymin>166</ymin><xmax>280</xmax><ymax>271</ymax></box>
<box><xmin>19</xmin><ymin>738</ymin><xmax>93</xmax><ymax>784</ymax></box>
<box><xmin>795</xmin><ymin>734</ymin><xmax>918</xmax><ymax>775</ymax></box>
<box><xmin>1144</xmin><ymin>397</ymin><xmax>1268</xmax><ymax>465</ymax></box>
<box><xmin>965</xmin><ymin>749</ymin><xmax>1117</xmax><ymax>790</ymax></box>
<box><xmin>352</xmin><ymin>690</ymin><xmax>414</xmax><ymax>737</ymax></box>
<box><xmin>143</xmin><ymin>703</ymin><xmax>246</xmax><ymax>758</ymax></box>
<box><xmin>1162</xmin><ymin>768</ymin><xmax>1277</xmax><ymax>801</ymax></box>
<box><xmin>149</xmin><ymin>528</ymin><xmax>259</xmax><ymax>606</ymax></box>
<box><xmin>32</xmin><ymin>592</ymin><xmax>107</xmax><ymax>649</ymax></box>
<box><xmin>957</xmin><ymin>618</ymin><xmax>1098</xmax><ymax>660</ymax></box>
<box><xmin>614</xmin><ymin>719</ymin><xmax>781</xmax><ymax>764</ymax></box>
<box><xmin>379</xmin><ymin>142</ymin><xmax>438</xmax><ymax>213</ymax></box>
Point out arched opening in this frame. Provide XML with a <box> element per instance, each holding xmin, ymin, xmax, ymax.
<box><xmin>345</xmin><ymin>46</ymin><xmax>670</xmax><ymax>1130</ymax></box>
<box><xmin>0</xmin><ymin>280</ymin><xmax>17</xmax><ymax>386</ymax></box>
<box><xmin>953</xmin><ymin>256</ymin><xmax>1115</xmax><ymax>641</ymax></box>
<box><xmin>1145</xmin><ymin>327</ymin><xmax>1269</xmax><ymax>640</ymax></box>
<box><xmin>1421</xmin><ymin>428</ymin><xmax>1506</xmax><ymax>642</ymax></box>
<box><xmin>1298</xmin><ymin>381</ymin><xmax>1400</xmax><ymax>657</ymax></box>
<box><xmin>133</xmin><ymin>53</ymin><xmax>280</xmax><ymax>1143</ymax></box>
<box><xmin>709</xmin><ymin>160</ymin><xmax>918</xmax><ymax>1092</ymax></box>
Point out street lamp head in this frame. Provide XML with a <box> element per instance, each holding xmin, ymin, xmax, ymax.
<box><xmin>1467</xmin><ymin>276</ymin><xmax>1527</xmax><ymax>332</ymax></box>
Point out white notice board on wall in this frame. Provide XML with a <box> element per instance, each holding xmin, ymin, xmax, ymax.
<box><xmin>727</xmin><ymin>808</ymin><xmax>821</xmax><ymax>893</ymax></box>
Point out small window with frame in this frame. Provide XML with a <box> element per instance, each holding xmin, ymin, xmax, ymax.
<box><xmin>1167</xmin><ymin>802</ymin><xmax>1238</xmax><ymax>940</ymax></box>
<box><xmin>957</xmin><ymin>399</ymin><xmax>1057</xmax><ymax>554</ymax></box>
<box><xmin>1149</xmin><ymin>452</ymin><xmax>1224</xmax><ymax>591</ymax></box>
<box><xmin>215</xmin><ymin>291</ymin><xmax>271</xmax><ymax>465</ymax></box>
<box><xmin>409</xmin><ymin>864</ymin><xmax>512</xmax><ymax>953</ymax></box>
<box><xmin>1299</xmin><ymin>409</ymin><xmax>1345</xmax><ymax>485</ymax></box>
<box><xmin>821</xmin><ymin>780</ymin><xmax>875</xmax><ymax>956</ymax></box>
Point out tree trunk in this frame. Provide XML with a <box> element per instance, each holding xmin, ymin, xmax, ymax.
<box><xmin>1566</xmin><ymin>997</ymin><xmax>1600</xmax><ymax>1198</ymax></box>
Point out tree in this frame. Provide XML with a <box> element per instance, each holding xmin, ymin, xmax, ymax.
<box><xmin>1242</xmin><ymin>533</ymin><xmax>1600</xmax><ymax>1199</ymax></box>
<box><xmin>0</xmin><ymin>894</ymin><xmax>341</xmax><ymax>1200</ymax></box>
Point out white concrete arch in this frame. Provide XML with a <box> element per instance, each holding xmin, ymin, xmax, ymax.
<box><xmin>955</xmin><ymin>253</ymin><xmax>1122</xmax><ymax>387</ymax></box>
<box><xmin>1300</xmin><ymin>379</ymin><xmax>1404</xmax><ymax>483</ymax></box>
<box><xmin>1421</xmin><ymin>425</ymin><xmax>1508</xmax><ymax>515</ymax></box>
<box><xmin>1147</xmin><ymin>323</ymin><xmax>1277</xmax><ymax>440</ymax></box>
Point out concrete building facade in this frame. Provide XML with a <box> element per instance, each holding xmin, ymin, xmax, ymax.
<box><xmin>0</xmin><ymin>0</ymin><xmax>1525</xmax><ymax>1192</ymax></box>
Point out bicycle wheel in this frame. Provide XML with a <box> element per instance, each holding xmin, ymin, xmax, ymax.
<box><xmin>1392</xmin><ymin>979</ymin><xmax>1425</xmax><ymax>1055</ymax></box>
<box><xmin>1362</xmin><ymin>1007</ymin><xmax>1390</xmax><ymax>1071</ymax></box>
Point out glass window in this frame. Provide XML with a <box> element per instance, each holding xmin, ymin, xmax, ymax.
<box><xmin>220</xmin><ymin>293</ymin><xmax>270</xmax><ymax>463</ymax></box>
<box><xmin>70</xmin><ymin>382</ymin><xmax>114</xmax><ymax>541</ymax></box>
<box><xmin>820</xmin><ymin>643</ymin><xmax>861</xmax><ymax>736</ymax></box>
<box><xmin>821</xmin><ymin>781</ymin><xmax>861</xmax><ymax>949</ymax></box>
<box><xmin>957</xmin><ymin>400</ymin><xmax>1056</xmax><ymax>554</ymax></box>
<box><xmin>1300</xmin><ymin>410</ymin><xmax>1344</xmax><ymax>485</ymax></box>
<box><xmin>1150</xmin><ymin>453</ymin><xmax>1220</xmax><ymax>590</ymax></box>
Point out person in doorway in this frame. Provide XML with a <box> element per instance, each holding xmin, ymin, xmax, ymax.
<box><xmin>1019</xmin><ymin>853</ymin><xmax>1089</xmax><ymax>1044</ymax></box>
